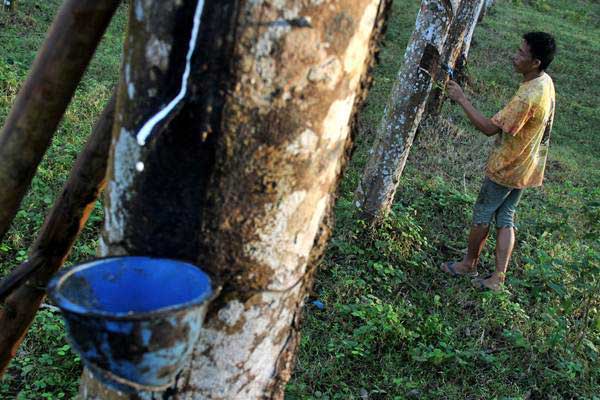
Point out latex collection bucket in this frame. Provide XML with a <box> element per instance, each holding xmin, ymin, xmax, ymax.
<box><xmin>47</xmin><ymin>256</ymin><xmax>213</xmax><ymax>392</ymax></box>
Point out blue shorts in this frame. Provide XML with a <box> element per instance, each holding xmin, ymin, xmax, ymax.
<box><xmin>472</xmin><ymin>177</ymin><xmax>523</xmax><ymax>228</ymax></box>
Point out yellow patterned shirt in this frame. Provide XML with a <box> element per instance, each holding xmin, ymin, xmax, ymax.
<box><xmin>487</xmin><ymin>73</ymin><xmax>555</xmax><ymax>188</ymax></box>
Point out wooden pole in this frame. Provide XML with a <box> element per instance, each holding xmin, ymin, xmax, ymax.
<box><xmin>0</xmin><ymin>0</ymin><xmax>121</xmax><ymax>243</ymax></box>
<box><xmin>0</xmin><ymin>92</ymin><xmax>116</xmax><ymax>376</ymax></box>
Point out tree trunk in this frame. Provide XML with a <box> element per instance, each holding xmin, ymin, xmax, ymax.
<box><xmin>0</xmin><ymin>0</ymin><xmax>120</xmax><ymax>244</ymax></box>
<box><xmin>354</xmin><ymin>0</ymin><xmax>458</xmax><ymax>223</ymax></box>
<box><xmin>79</xmin><ymin>0</ymin><xmax>390</xmax><ymax>398</ymax></box>
<box><xmin>454</xmin><ymin>0</ymin><xmax>485</xmax><ymax>83</ymax></box>
<box><xmin>2</xmin><ymin>0</ymin><xmax>17</xmax><ymax>12</ymax></box>
<box><xmin>0</xmin><ymin>92</ymin><xmax>115</xmax><ymax>376</ymax></box>
<box><xmin>477</xmin><ymin>0</ymin><xmax>494</xmax><ymax>22</ymax></box>
<box><xmin>425</xmin><ymin>0</ymin><xmax>483</xmax><ymax>116</ymax></box>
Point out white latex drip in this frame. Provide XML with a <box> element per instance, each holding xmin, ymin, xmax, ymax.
<box><xmin>136</xmin><ymin>0</ymin><xmax>206</xmax><ymax>146</ymax></box>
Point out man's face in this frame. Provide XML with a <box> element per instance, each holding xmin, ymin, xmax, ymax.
<box><xmin>512</xmin><ymin>40</ymin><xmax>540</xmax><ymax>73</ymax></box>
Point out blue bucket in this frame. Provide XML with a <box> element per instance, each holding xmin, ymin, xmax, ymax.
<box><xmin>47</xmin><ymin>256</ymin><xmax>213</xmax><ymax>392</ymax></box>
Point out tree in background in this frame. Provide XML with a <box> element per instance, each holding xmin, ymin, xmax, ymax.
<box><xmin>354</xmin><ymin>0</ymin><xmax>458</xmax><ymax>224</ymax></box>
<box><xmin>454</xmin><ymin>0</ymin><xmax>493</xmax><ymax>83</ymax></box>
<box><xmin>425</xmin><ymin>0</ymin><xmax>484</xmax><ymax>116</ymax></box>
<box><xmin>478</xmin><ymin>0</ymin><xmax>495</xmax><ymax>22</ymax></box>
<box><xmin>2</xmin><ymin>0</ymin><xmax>17</xmax><ymax>12</ymax></box>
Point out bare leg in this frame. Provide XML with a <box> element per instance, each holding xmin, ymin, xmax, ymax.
<box><xmin>443</xmin><ymin>224</ymin><xmax>489</xmax><ymax>274</ymax></box>
<box><xmin>463</xmin><ymin>224</ymin><xmax>490</xmax><ymax>268</ymax></box>
<box><xmin>490</xmin><ymin>227</ymin><xmax>515</xmax><ymax>284</ymax></box>
<box><xmin>473</xmin><ymin>227</ymin><xmax>514</xmax><ymax>290</ymax></box>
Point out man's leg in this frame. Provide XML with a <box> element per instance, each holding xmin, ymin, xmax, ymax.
<box><xmin>465</xmin><ymin>224</ymin><xmax>490</xmax><ymax>267</ymax></box>
<box><xmin>487</xmin><ymin>227</ymin><xmax>515</xmax><ymax>285</ymax></box>
<box><xmin>442</xmin><ymin>178</ymin><xmax>498</xmax><ymax>275</ymax></box>
<box><xmin>477</xmin><ymin>188</ymin><xmax>523</xmax><ymax>289</ymax></box>
<box><xmin>447</xmin><ymin>224</ymin><xmax>489</xmax><ymax>274</ymax></box>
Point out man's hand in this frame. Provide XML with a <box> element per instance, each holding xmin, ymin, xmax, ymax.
<box><xmin>445</xmin><ymin>80</ymin><xmax>500</xmax><ymax>136</ymax></box>
<box><xmin>446</xmin><ymin>81</ymin><xmax>466</xmax><ymax>103</ymax></box>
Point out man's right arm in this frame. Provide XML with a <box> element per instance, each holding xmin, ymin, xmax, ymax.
<box><xmin>446</xmin><ymin>81</ymin><xmax>500</xmax><ymax>137</ymax></box>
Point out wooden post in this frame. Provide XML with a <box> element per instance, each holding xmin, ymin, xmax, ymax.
<box><xmin>0</xmin><ymin>92</ymin><xmax>116</xmax><ymax>376</ymax></box>
<box><xmin>354</xmin><ymin>0</ymin><xmax>459</xmax><ymax>223</ymax></box>
<box><xmin>79</xmin><ymin>0</ymin><xmax>391</xmax><ymax>397</ymax></box>
<box><xmin>0</xmin><ymin>0</ymin><xmax>120</xmax><ymax>243</ymax></box>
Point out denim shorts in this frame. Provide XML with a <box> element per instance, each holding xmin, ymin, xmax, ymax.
<box><xmin>472</xmin><ymin>177</ymin><xmax>523</xmax><ymax>228</ymax></box>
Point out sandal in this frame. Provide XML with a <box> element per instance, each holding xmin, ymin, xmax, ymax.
<box><xmin>440</xmin><ymin>261</ymin><xmax>478</xmax><ymax>277</ymax></box>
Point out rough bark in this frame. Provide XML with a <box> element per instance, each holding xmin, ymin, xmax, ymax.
<box><xmin>0</xmin><ymin>0</ymin><xmax>120</xmax><ymax>243</ymax></box>
<box><xmin>425</xmin><ymin>0</ymin><xmax>484</xmax><ymax>116</ymax></box>
<box><xmin>454</xmin><ymin>0</ymin><xmax>485</xmax><ymax>83</ymax></box>
<box><xmin>80</xmin><ymin>0</ymin><xmax>390</xmax><ymax>398</ymax></box>
<box><xmin>354</xmin><ymin>0</ymin><xmax>459</xmax><ymax>223</ymax></box>
<box><xmin>477</xmin><ymin>0</ymin><xmax>494</xmax><ymax>22</ymax></box>
<box><xmin>0</xmin><ymin>92</ymin><xmax>115</xmax><ymax>376</ymax></box>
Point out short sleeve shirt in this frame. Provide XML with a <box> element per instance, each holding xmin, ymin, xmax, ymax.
<box><xmin>487</xmin><ymin>73</ymin><xmax>555</xmax><ymax>188</ymax></box>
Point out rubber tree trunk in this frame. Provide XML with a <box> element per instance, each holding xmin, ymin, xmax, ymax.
<box><xmin>0</xmin><ymin>93</ymin><xmax>115</xmax><ymax>376</ymax></box>
<box><xmin>354</xmin><ymin>0</ymin><xmax>458</xmax><ymax>223</ymax></box>
<box><xmin>455</xmin><ymin>0</ymin><xmax>485</xmax><ymax>83</ymax></box>
<box><xmin>79</xmin><ymin>0</ymin><xmax>391</xmax><ymax>398</ymax></box>
<box><xmin>0</xmin><ymin>0</ymin><xmax>121</xmax><ymax>244</ymax></box>
<box><xmin>477</xmin><ymin>0</ymin><xmax>494</xmax><ymax>22</ymax></box>
<box><xmin>2</xmin><ymin>0</ymin><xmax>17</xmax><ymax>11</ymax></box>
<box><xmin>425</xmin><ymin>0</ymin><xmax>484</xmax><ymax>116</ymax></box>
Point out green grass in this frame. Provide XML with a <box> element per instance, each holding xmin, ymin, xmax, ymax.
<box><xmin>1</xmin><ymin>0</ymin><xmax>599</xmax><ymax>398</ymax></box>
<box><xmin>287</xmin><ymin>0</ymin><xmax>600</xmax><ymax>399</ymax></box>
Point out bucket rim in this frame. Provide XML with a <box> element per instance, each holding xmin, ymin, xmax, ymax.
<box><xmin>47</xmin><ymin>256</ymin><xmax>214</xmax><ymax>320</ymax></box>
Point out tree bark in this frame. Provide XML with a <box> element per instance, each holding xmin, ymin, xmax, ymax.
<box><xmin>2</xmin><ymin>0</ymin><xmax>17</xmax><ymax>12</ymax></box>
<box><xmin>425</xmin><ymin>0</ymin><xmax>483</xmax><ymax>116</ymax></box>
<box><xmin>0</xmin><ymin>92</ymin><xmax>115</xmax><ymax>376</ymax></box>
<box><xmin>79</xmin><ymin>0</ymin><xmax>390</xmax><ymax>398</ymax></box>
<box><xmin>354</xmin><ymin>0</ymin><xmax>459</xmax><ymax>223</ymax></box>
<box><xmin>477</xmin><ymin>0</ymin><xmax>494</xmax><ymax>22</ymax></box>
<box><xmin>0</xmin><ymin>0</ymin><xmax>120</xmax><ymax>243</ymax></box>
<box><xmin>454</xmin><ymin>0</ymin><xmax>486</xmax><ymax>83</ymax></box>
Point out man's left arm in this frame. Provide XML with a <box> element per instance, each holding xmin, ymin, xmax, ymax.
<box><xmin>446</xmin><ymin>81</ymin><xmax>500</xmax><ymax>137</ymax></box>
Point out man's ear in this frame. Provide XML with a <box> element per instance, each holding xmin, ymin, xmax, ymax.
<box><xmin>532</xmin><ymin>58</ymin><xmax>542</xmax><ymax>70</ymax></box>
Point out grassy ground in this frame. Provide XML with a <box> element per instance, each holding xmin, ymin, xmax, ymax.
<box><xmin>1</xmin><ymin>0</ymin><xmax>599</xmax><ymax>398</ymax></box>
<box><xmin>287</xmin><ymin>0</ymin><xmax>600</xmax><ymax>399</ymax></box>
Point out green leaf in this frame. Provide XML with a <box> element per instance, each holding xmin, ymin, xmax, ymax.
<box><xmin>583</xmin><ymin>339</ymin><xmax>598</xmax><ymax>353</ymax></box>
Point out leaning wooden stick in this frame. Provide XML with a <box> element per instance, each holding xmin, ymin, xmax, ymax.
<box><xmin>0</xmin><ymin>92</ymin><xmax>115</xmax><ymax>376</ymax></box>
<box><xmin>0</xmin><ymin>0</ymin><xmax>121</xmax><ymax>243</ymax></box>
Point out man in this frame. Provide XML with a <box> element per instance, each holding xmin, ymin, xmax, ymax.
<box><xmin>441</xmin><ymin>31</ymin><xmax>557</xmax><ymax>291</ymax></box>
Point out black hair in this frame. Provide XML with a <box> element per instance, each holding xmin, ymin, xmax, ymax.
<box><xmin>523</xmin><ymin>32</ymin><xmax>556</xmax><ymax>71</ymax></box>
